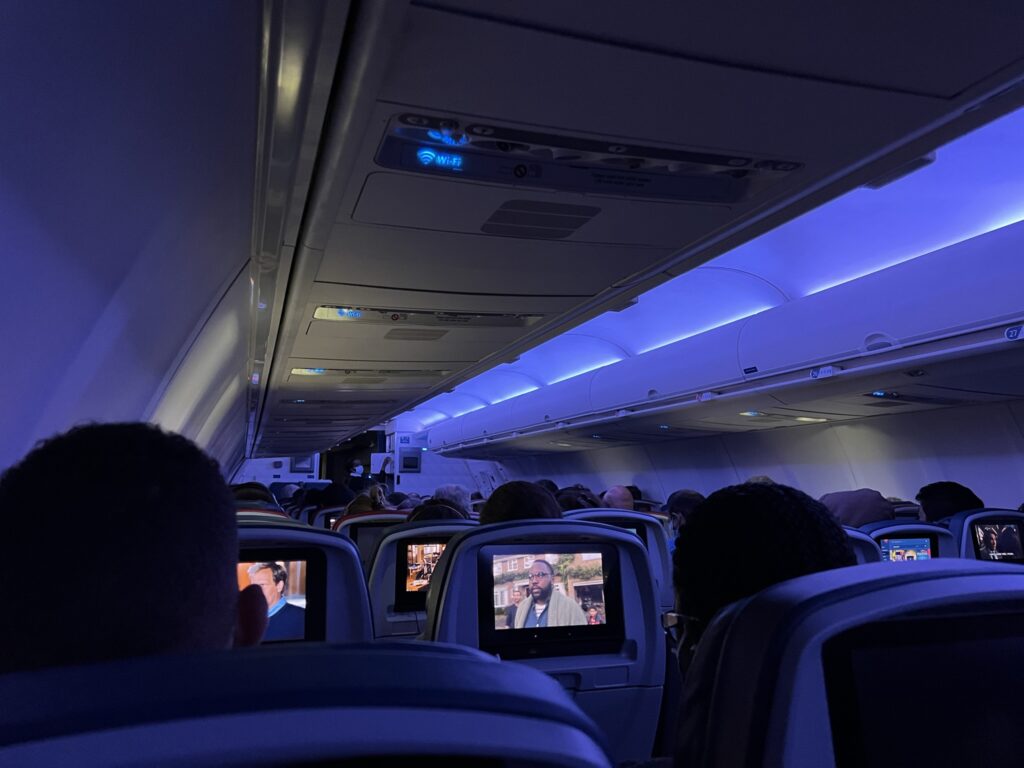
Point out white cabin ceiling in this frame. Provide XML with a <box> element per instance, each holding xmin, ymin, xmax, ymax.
<box><xmin>250</xmin><ymin>0</ymin><xmax>1024</xmax><ymax>456</ymax></box>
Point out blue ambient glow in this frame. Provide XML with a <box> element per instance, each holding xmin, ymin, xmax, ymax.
<box><xmin>740</xmin><ymin>411</ymin><xmax>764</xmax><ymax>417</ymax></box>
<box><xmin>291</xmin><ymin>368</ymin><xmax>326</xmax><ymax>376</ymax></box>
<box><xmin>547</xmin><ymin>358</ymin><xmax>622</xmax><ymax>385</ymax></box>
<box><xmin>490</xmin><ymin>386</ymin><xmax>540</xmax><ymax>404</ymax></box>
<box><xmin>417</xmin><ymin>147</ymin><xmax>464</xmax><ymax>170</ymax></box>
<box><xmin>427</xmin><ymin>129</ymin><xmax>469</xmax><ymax>147</ymax></box>
<box><xmin>636</xmin><ymin>305</ymin><xmax>776</xmax><ymax>354</ymax></box>
<box><xmin>337</xmin><ymin>308</ymin><xmax>362</xmax><ymax>319</ymax></box>
<box><xmin>450</xmin><ymin>404</ymin><xmax>487</xmax><ymax>418</ymax></box>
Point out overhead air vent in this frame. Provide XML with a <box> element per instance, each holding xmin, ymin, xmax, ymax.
<box><xmin>480</xmin><ymin>199</ymin><xmax>601</xmax><ymax>240</ymax></box>
<box><xmin>291</xmin><ymin>367</ymin><xmax>451</xmax><ymax>378</ymax></box>
<box><xmin>313</xmin><ymin>305</ymin><xmax>542</xmax><ymax>329</ymax></box>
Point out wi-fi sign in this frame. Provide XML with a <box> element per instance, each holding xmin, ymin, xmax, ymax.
<box><xmin>416</xmin><ymin>148</ymin><xmax>437</xmax><ymax>166</ymax></box>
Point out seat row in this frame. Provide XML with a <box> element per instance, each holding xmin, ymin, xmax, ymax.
<box><xmin>847</xmin><ymin>508</ymin><xmax>1024</xmax><ymax>564</ymax></box>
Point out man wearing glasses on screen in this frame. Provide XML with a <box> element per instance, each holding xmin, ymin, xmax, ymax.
<box><xmin>514</xmin><ymin>559</ymin><xmax>587</xmax><ymax>628</ymax></box>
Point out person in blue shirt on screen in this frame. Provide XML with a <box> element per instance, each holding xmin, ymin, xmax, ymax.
<box><xmin>248</xmin><ymin>562</ymin><xmax>305</xmax><ymax>641</ymax></box>
<box><xmin>514</xmin><ymin>559</ymin><xmax>587</xmax><ymax>628</ymax></box>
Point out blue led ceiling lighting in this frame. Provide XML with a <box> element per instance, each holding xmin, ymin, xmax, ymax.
<box><xmin>402</xmin><ymin>106</ymin><xmax>1024</xmax><ymax>435</ymax></box>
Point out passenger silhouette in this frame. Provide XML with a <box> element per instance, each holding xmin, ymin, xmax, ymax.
<box><xmin>672</xmin><ymin>482</ymin><xmax>855</xmax><ymax>767</ymax></box>
<box><xmin>915</xmin><ymin>481</ymin><xmax>984</xmax><ymax>522</ymax></box>
<box><xmin>479</xmin><ymin>481</ymin><xmax>561</xmax><ymax>524</ymax></box>
<box><xmin>602</xmin><ymin>485</ymin><xmax>634</xmax><ymax>511</ymax></box>
<box><xmin>819</xmin><ymin>488</ymin><xmax>895</xmax><ymax>527</ymax></box>
<box><xmin>0</xmin><ymin>422</ymin><xmax>266</xmax><ymax>674</ymax></box>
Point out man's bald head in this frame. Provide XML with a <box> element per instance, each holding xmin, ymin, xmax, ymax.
<box><xmin>602</xmin><ymin>485</ymin><xmax>634</xmax><ymax>511</ymax></box>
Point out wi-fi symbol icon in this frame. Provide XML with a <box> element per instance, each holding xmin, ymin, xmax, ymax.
<box><xmin>416</xmin><ymin>148</ymin><xmax>437</xmax><ymax>166</ymax></box>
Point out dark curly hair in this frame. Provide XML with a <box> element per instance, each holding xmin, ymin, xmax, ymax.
<box><xmin>673</xmin><ymin>482</ymin><xmax>855</xmax><ymax>624</ymax></box>
<box><xmin>480</xmin><ymin>481</ymin><xmax>561</xmax><ymax>525</ymax></box>
<box><xmin>0</xmin><ymin>422</ymin><xmax>238</xmax><ymax>673</ymax></box>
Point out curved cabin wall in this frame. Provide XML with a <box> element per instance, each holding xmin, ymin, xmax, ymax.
<box><xmin>0</xmin><ymin>4</ymin><xmax>259</xmax><ymax>472</ymax></box>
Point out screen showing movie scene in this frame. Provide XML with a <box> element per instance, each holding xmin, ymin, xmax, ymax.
<box><xmin>972</xmin><ymin>522</ymin><xmax>1024</xmax><ymax>562</ymax></box>
<box><xmin>879</xmin><ymin>537</ymin><xmax>933</xmax><ymax>562</ymax></box>
<box><xmin>492</xmin><ymin>552</ymin><xmax>608</xmax><ymax>631</ymax></box>
<box><xmin>405</xmin><ymin>541</ymin><xmax>447</xmax><ymax>593</ymax></box>
<box><xmin>238</xmin><ymin>560</ymin><xmax>308</xmax><ymax>642</ymax></box>
<box><xmin>393</xmin><ymin>540</ymin><xmax>447</xmax><ymax>613</ymax></box>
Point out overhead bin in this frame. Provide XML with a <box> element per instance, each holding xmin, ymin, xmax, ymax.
<box><xmin>736</xmin><ymin>221</ymin><xmax>1024</xmax><ymax>379</ymax></box>
<box><xmin>589</xmin><ymin>323</ymin><xmax>747</xmax><ymax>411</ymax></box>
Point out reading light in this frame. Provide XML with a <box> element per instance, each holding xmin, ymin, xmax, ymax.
<box><xmin>291</xmin><ymin>368</ymin><xmax>326</xmax><ymax>376</ymax></box>
<box><xmin>740</xmin><ymin>410</ymin><xmax>765</xmax><ymax>417</ymax></box>
<box><xmin>795</xmin><ymin>416</ymin><xmax>828</xmax><ymax>423</ymax></box>
<box><xmin>658</xmin><ymin>424</ymin><xmax>670</xmax><ymax>430</ymax></box>
<box><xmin>552</xmin><ymin>441</ymin><xmax>573</xmax><ymax>447</ymax></box>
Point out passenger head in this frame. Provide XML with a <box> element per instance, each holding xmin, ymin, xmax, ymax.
<box><xmin>396</xmin><ymin>495</ymin><xmax>421</xmax><ymax>512</ymax></box>
<box><xmin>479</xmin><ymin>481</ymin><xmax>562</xmax><ymax>525</ymax></box>
<box><xmin>346</xmin><ymin>494</ymin><xmax>375</xmax><ymax>516</ymax></box>
<box><xmin>432</xmin><ymin>484</ymin><xmax>472</xmax><ymax>516</ymax></box>
<box><xmin>366</xmin><ymin>484</ymin><xmax>388</xmax><ymax>510</ymax></box>
<box><xmin>407</xmin><ymin>503</ymin><xmax>467</xmax><ymax>522</ymax></box>
<box><xmin>602</xmin><ymin>485</ymin><xmax>634</xmax><ymax>511</ymax></box>
<box><xmin>745</xmin><ymin>475</ymin><xmax>777</xmax><ymax>486</ymax></box>
<box><xmin>387</xmin><ymin>491</ymin><xmax>409</xmax><ymax>507</ymax></box>
<box><xmin>664</xmin><ymin>489</ymin><xmax>705</xmax><ymax>534</ymax></box>
<box><xmin>231</xmin><ymin>482</ymin><xmax>277</xmax><ymax>504</ymax></box>
<box><xmin>915</xmin><ymin>481</ymin><xmax>984</xmax><ymax>522</ymax></box>
<box><xmin>535</xmin><ymin>479</ymin><xmax>559</xmax><ymax>495</ymax></box>
<box><xmin>673</xmin><ymin>483</ymin><xmax>855</xmax><ymax>627</ymax></box>
<box><xmin>819</xmin><ymin>488</ymin><xmax>895</xmax><ymax>527</ymax></box>
<box><xmin>276</xmin><ymin>483</ymin><xmax>300</xmax><ymax>504</ymax></box>
<box><xmin>0</xmin><ymin>422</ymin><xmax>265</xmax><ymax>674</ymax></box>
<box><xmin>556</xmin><ymin>488</ymin><xmax>600</xmax><ymax>512</ymax></box>
<box><xmin>246</xmin><ymin>562</ymin><xmax>287</xmax><ymax>609</ymax></box>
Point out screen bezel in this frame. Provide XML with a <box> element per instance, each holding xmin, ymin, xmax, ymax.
<box><xmin>477</xmin><ymin>543</ymin><xmax>625</xmax><ymax>660</ymax></box>
<box><xmin>239</xmin><ymin>547</ymin><xmax>327</xmax><ymax>643</ymax></box>
<box><xmin>877</xmin><ymin>533</ymin><xmax>938</xmax><ymax>562</ymax></box>
<box><xmin>595</xmin><ymin>518</ymin><xmax>648</xmax><ymax>549</ymax></box>
<box><xmin>350</xmin><ymin>522</ymin><xmax>396</xmax><ymax>568</ymax></box>
<box><xmin>823</xmin><ymin>611</ymin><xmax>1024</xmax><ymax>767</ymax></box>
<box><xmin>970</xmin><ymin>519</ymin><xmax>1024</xmax><ymax>563</ymax></box>
<box><xmin>394</xmin><ymin>537</ymin><xmax>449</xmax><ymax>613</ymax></box>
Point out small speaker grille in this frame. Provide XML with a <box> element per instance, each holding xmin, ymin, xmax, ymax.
<box><xmin>481</xmin><ymin>199</ymin><xmax>600</xmax><ymax>239</ymax></box>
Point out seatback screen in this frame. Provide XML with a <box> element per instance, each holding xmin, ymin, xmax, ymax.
<box><xmin>878</xmin><ymin>536</ymin><xmax>933</xmax><ymax>562</ymax></box>
<box><xmin>972</xmin><ymin>522</ymin><xmax>1024</xmax><ymax>562</ymax></box>
<box><xmin>478</xmin><ymin>545</ymin><xmax>624</xmax><ymax>658</ymax></box>
<box><xmin>393</xmin><ymin>539</ymin><xmax>448</xmax><ymax>613</ymax></box>
<box><xmin>824</xmin><ymin>613</ymin><xmax>1024</xmax><ymax>767</ymax></box>
<box><xmin>238</xmin><ymin>547</ymin><xmax>326</xmax><ymax>642</ymax></box>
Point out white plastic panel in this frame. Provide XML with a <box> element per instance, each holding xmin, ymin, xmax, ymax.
<box><xmin>737</xmin><ymin>220</ymin><xmax>1024</xmax><ymax>378</ymax></box>
<box><xmin>353</xmin><ymin>172</ymin><xmax>728</xmax><ymax>248</ymax></box>
<box><xmin>589</xmin><ymin>322</ymin><xmax>746</xmax><ymax>412</ymax></box>
<box><xmin>319</xmin><ymin>221</ymin><xmax>673</xmax><ymax>296</ymax></box>
<box><xmin>507</xmin><ymin>375</ymin><xmax>597</xmax><ymax>433</ymax></box>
